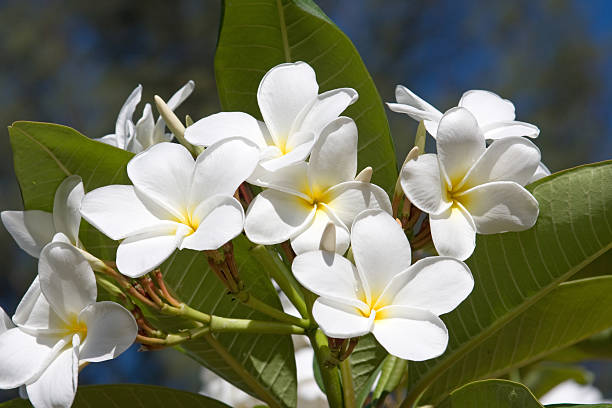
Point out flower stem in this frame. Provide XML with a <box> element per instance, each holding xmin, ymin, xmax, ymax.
<box><xmin>340</xmin><ymin>358</ymin><xmax>356</xmax><ymax>408</ymax></box>
<box><xmin>209</xmin><ymin>316</ymin><xmax>305</xmax><ymax>335</ymax></box>
<box><xmin>310</xmin><ymin>329</ymin><xmax>343</xmax><ymax>408</ymax></box>
<box><xmin>241</xmin><ymin>293</ymin><xmax>310</xmax><ymax>328</ymax></box>
<box><xmin>250</xmin><ymin>245</ymin><xmax>309</xmax><ymax>319</ymax></box>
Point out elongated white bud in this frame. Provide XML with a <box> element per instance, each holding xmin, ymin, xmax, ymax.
<box><xmin>355</xmin><ymin>166</ymin><xmax>373</xmax><ymax>183</ymax></box>
<box><xmin>319</xmin><ymin>222</ymin><xmax>336</xmax><ymax>252</ymax></box>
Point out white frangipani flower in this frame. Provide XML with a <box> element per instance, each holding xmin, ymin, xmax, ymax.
<box><xmin>540</xmin><ymin>380</ymin><xmax>611</xmax><ymax>405</ymax></box>
<box><xmin>1</xmin><ymin>175</ymin><xmax>84</xmax><ymax>258</ymax></box>
<box><xmin>400</xmin><ymin>107</ymin><xmax>540</xmax><ymax>261</ymax></box>
<box><xmin>81</xmin><ymin>140</ymin><xmax>259</xmax><ymax>277</ymax></box>
<box><xmin>97</xmin><ymin>81</ymin><xmax>195</xmax><ymax>153</ymax></box>
<box><xmin>0</xmin><ymin>242</ymin><xmax>137</xmax><ymax>408</ymax></box>
<box><xmin>185</xmin><ymin>61</ymin><xmax>358</xmax><ymax>172</ymax></box>
<box><xmin>387</xmin><ymin>86</ymin><xmax>539</xmax><ymax>140</ymax></box>
<box><xmin>244</xmin><ymin>117</ymin><xmax>392</xmax><ymax>255</ymax></box>
<box><xmin>292</xmin><ymin>210</ymin><xmax>473</xmax><ymax>360</ymax></box>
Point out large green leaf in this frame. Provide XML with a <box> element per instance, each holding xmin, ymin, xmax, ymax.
<box><xmin>437</xmin><ymin>379</ymin><xmax>542</xmax><ymax>408</ymax></box>
<box><xmin>214</xmin><ymin>0</ymin><xmax>397</xmax><ymax>194</ymax></box>
<box><xmin>402</xmin><ymin>161</ymin><xmax>612</xmax><ymax>406</ymax></box>
<box><xmin>547</xmin><ymin>328</ymin><xmax>612</xmax><ymax>363</ymax></box>
<box><xmin>8</xmin><ymin>121</ymin><xmax>297</xmax><ymax>408</ymax></box>
<box><xmin>522</xmin><ymin>362</ymin><xmax>592</xmax><ymax>398</ymax></box>
<box><xmin>0</xmin><ymin>384</ymin><xmax>230</xmax><ymax>407</ymax></box>
<box><xmin>348</xmin><ymin>334</ymin><xmax>387</xmax><ymax>406</ymax></box>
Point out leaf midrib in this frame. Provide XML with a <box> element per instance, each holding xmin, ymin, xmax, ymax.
<box><xmin>275</xmin><ymin>0</ymin><xmax>291</xmax><ymax>62</ymax></box>
<box><xmin>401</xmin><ymin>243</ymin><xmax>612</xmax><ymax>407</ymax></box>
<box><xmin>11</xmin><ymin>124</ymin><xmax>72</xmax><ymax>176</ymax></box>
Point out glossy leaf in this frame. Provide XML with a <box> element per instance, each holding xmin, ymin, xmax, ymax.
<box><xmin>437</xmin><ymin>379</ymin><xmax>542</xmax><ymax>408</ymax></box>
<box><xmin>403</xmin><ymin>161</ymin><xmax>612</xmax><ymax>406</ymax></box>
<box><xmin>8</xmin><ymin>121</ymin><xmax>297</xmax><ymax>408</ymax></box>
<box><xmin>0</xmin><ymin>384</ymin><xmax>230</xmax><ymax>407</ymax></box>
<box><xmin>214</xmin><ymin>0</ymin><xmax>397</xmax><ymax>194</ymax></box>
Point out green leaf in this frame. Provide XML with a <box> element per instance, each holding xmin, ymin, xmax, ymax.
<box><xmin>437</xmin><ymin>379</ymin><xmax>542</xmax><ymax>408</ymax></box>
<box><xmin>0</xmin><ymin>384</ymin><xmax>230</xmax><ymax>407</ymax></box>
<box><xmin>522</xmin><ymin>362</ymin><xmax>592</xmax><ymax>398</ymax></box>
<box><xmin>403</xmin><ymin>161</ymin><xmax>612</xmax><ymax>406</ymax></box>
<box><xmin>214</xmin><ymin>0</ymin><xmax>397</xmax><ymax>194</ymax></box>
<box><xmin>349</xmin><ymin>334</ymin><xmax>387</xmax><ymax>406</ymax></box>
<box><xmin>372</xmin><ymin>355</ymin><xmax>408</xmax><ymax>403</ymax></box>
<box><xmin>547</xmin><ymin>327</ymin><xmax>612</xmax><ymax>363</ymax></box>
<box><xmin>8</xmin><ymin>121</ymin><xmax>298</xmax><ymax>408</ymax></box>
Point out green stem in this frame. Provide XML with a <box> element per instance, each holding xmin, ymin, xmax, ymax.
<box><xmin>242</xmin><ymin>293</ymin><xmax>310</xmax><ymax>328</ymax></box>
<box><xmin>340</xmin><ymin>359</ymin><xmax>356</xmax><ymax>408</ymax></box>
<box><xmin>251</xmin><ymin>245</ymin><xmax>308</xmax><ymax>319</ymax></box>
<box><xmin>209</xmin><ymin>316</ymin><xmax>305</xmax><ymax>335</ymax></box>
<box><xmin>201</xmin><ymin>332</ymin><xmax>281</xmax><ymax>408</ymax></box>
<box><xmin>310</xmin><ymin>329</ymin><xmax>343</xmax><ymax>408</ymax></box>
<box><xmin>137</xmin><ymin>326</ymin><xmax>210</xmax><ymax>347</ymax></box>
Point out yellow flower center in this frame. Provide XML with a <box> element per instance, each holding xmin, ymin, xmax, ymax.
<box><xmin>63</xmin><ymin>315</ymin><xmax>88</xmax><ymax>341</ymax></box>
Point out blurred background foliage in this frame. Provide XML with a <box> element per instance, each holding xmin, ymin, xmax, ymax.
<box><xmin>0</xmin><ymin>0</ymin><xmax>610</xmax><ymax>402</ymax></box>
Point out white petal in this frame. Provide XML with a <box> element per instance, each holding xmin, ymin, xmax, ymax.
<box><xmin>312</xmin><ymin>298</ymin><xmax>374</xmax><ymax>339</ymax></box>
<box><xmin>372</xmin><ymin>306</ymin><xmax>448</xmax><ymax>361</ymax></box>
<box><xmin>185</xmin><ymin>112</ymin><xmax>269</xmax><ymax>149</ymax></box>
<box><xmin>1</xmin><ymin>210</ymin><xmax>55</xmax><ymax>258</ymax></box>
<box><xmin>13</xmin><ymin>277</ymin><xmax>64</xmax><ymax>334</ymax></box>
<box><xmin>529</xmin><ymin>161</ymin><xmax>551</xmax><ymax>184</ymax></box>
<box><xmin>95</xmin><ymin>134</ymin><xmax>118</xmax><ymax>147</ymax></box>
<box><xmin>457</xmin><ymin>136</ymin><xmax>541</xmax><ymax>190</ymax></box>
<box><xmin>127</xmin><ymin>142</ymin><xmax>194</xmax><ymax>220</ymax></box>
<box><xmin>244</xmin><ymin>189</ymin><xmax>315</xmax><ymax>245</ymax></box>
<box><xmin>292</xmin><ymin>250</ymin><xmax>367</xmax><ymax>310</ymax></box>
<box><xmin>80</xmin><ymin>185</ymin><xmax>166</xmax><ymax>240</ymax></box>
<box><xmin>181</xmin><ymin>196</ymin><xmax>244</xmax><ymax>251</ymax></box>
<box><xmin>78</xmin><ymin>301</ymin><xmax>137</xmax><ymax>363</ymax></box>
<box><xmin>248</xmin><ymin>162</ymin><xmax>311</xmax><ymax>199</ymax></box>
<box><xmin>26</xmin><ymin>342</ymin><xmax>78</xmax><ymax>408</ymax></box>
<box><xmin>39</xmin><ymin>242</ymin><xmax>97</xmax><ymax>320</ymax></box>
<box><xmin>0</xmin><ymin>328</ymin><xmax>63</xmax><ymax>388</ymax></box>
<box><xmin>400</xmin><ymin>154</ymin><xmax>451</xmax><ymax>215</ymax></box>
<box><xmin>292</xmin><ymin>88</ymin><xmax>358</xmax><ymax>137</ymax></box>
<box><xmin>115</xmin><ymin>85</ymin><xmax>142</xmax><ymax>149</ymax></box>
<box><xmin>166</xmin><ymin>80</ymin><xmax>195</xmax><ymax>110</ymax></box>
<box><xmin>308</xmin><ymin>117</ymin><xmax>357</xmax><ymax>191</ymax></box>
<box><xmin>259</xmin><ymin>138</ymin><xmax>315</xmax><ymax>172</ymax></box>
<box><xmin>324</xmin><ymin>182</ymin><xmax>392</xmax><ymax>229</ymax></box>
<box><xmin>290</xmin><ymin>208</ymin><xmax>350</xmax><ymax>255</ymax></box>
<box><xmin>388</xmin><ymin>85</ymin><xmax>442</xmax><ymax>137</ymax></box>
<box><xmin>0</xmin><ymin>307</ymin><xmax>13</xmax><ymax>333</ymax></box>
<box><xmin>458</xmin><ymin>90</ymin><xmax>515</xmax><ymax>126</ymax></box>
<box><xmin>189</xmin><ymin>137</ymin><xmax>259</xmax><ymax>207</ymax></box>
<box><xmin>384</xmin><ymin>257</ymin><xmax>474</xmax><ymax>315</ymax></box>
<box><xmin>482</xmin><ymin>120</ymin><xmax>540</xmax><ymax>140</ymax></box>
<box><xmin>133</xmin><ymin>103</ymin><xmax>156</xmax><ymax>149</ymax></box>
<box><xmin>115</xmin><ymin>224</ymin><xmax>184</xmax><ymax>278</ymax></box>
<box><xmin>257</xmin><ymin>62</ymin><xmax>318</xmax><ymax>145</ymax></box>
<box><xmin>430</xmin><ymin>203</ymin><xmax>476</xmax><ymax>261</ymax></box>
<box><xmin>436</xmin><ymin>107</ymin><xmax>485</xmax><ymax>186</ymax></box>
<box><xmin>456</xmin><ymin>181</ymin><xmax>539</xmax><ymax>234</ymax></box>
<box><xmin>350</xmin><ymin>210</ymin><xmax>412</xmax><ymax>301</ymax></box>
<box><xmin>52</xmin><ymin>175</ymin><xmax>84</xmax><ymax>246</ymax></box>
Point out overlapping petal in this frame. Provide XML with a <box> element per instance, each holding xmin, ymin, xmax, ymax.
<box><xmin>114</xmin><ymin>85</ymin><xmax>142</xmax><ymax>149</ymax></box>
<box><xmin>257</xmin><ymin>62</ymin><xmax>318</xmax><ymax>145</ymax></box>
<box><xmin>245</xmin><ymin>189</ymin><xmax>315</xmax><ymax>245</ymax></box>
<box><xmin>482</xmin><ymin>120</ymin><xmax>540</xmax><ymax>140</ymax></box>
<box><xmin>312</xmin><ymin>298</ymin><xmax>374</xmax><ymax>339</ymax></box>
<box><xmin>26</xmin><ymin>340</ymin><xmax>78</xmax><ymax>408</ymax></box>
<box><xmin>529</xmin><ymin>161</ymin><xmax>551</xmax><ymax>183</ymax></box>
<box><xmin>430</xmin><ymin>203</ymin><xmax>476</xmax><ymax>261</ymax></box>
<box><xmin>324</xmin><ymin>181</ymin><xmax>392</xmax><ymax>230</ymax></box>
<box><xmin>38</xmin><ymin>242</ymin><xmax>97</xmax><ymax>321</ymax></box>
<box><xmin>290</xmin><ymin>208</ymin><xmax>350</xmax><ymax>255</ymax></box>
<box><xmin>436</xmin><ymin>107</ymin><xmax>485</xmax><ymax>186</ymax></box>
<box><xmin>372</xmin><ymin>306</ymin><xmax>448</xmax><ymax>361</ymax></box>
<box><xmin>400</xmin><ymin>154</ymin><xmax>451</xmax><ymax>215</ymax></box>
<box><xmin>1</xmin><ymin>210</ymin><xmax>55</xmax><ymax>258</ymax></box>
<box><xmin>387</xmin><ymin>85</ymin><xmax>442</xmax><ymax>136</ymax></box>
<box><xmin>80</xmin><ymin>185</ymin><xmax>164</xmax><ymax>240</ymax></box>
<box><xmin>293</xmin><ymin>88</ymin><xmax>358</xmax><ymax>137</ymax></box>
<box><xmin>351</xmin><ymin>210</ymin><xmax>412</xmax><ymax>300</ymax></box>
<box><xmin>181</xmin><ymin>196</ymin><xmax>245</xmax><ymax>251</ymax></box>
<box><xmin>185</xmin><ymin>112</ymin><xmax>269</xmax><ymax>149</ymax></box>
<box><xmin>308</xmin><ymin>117</ymin><xmax>357</xmax><ymax>191</ymax></box>
<box><xmin>458</xmin><ymin>90</ymin><xmax>515</xmax><ymax>125</ymax></box>
<box><xmin>456</xmin><ymin>181</ymin><xmax>539</xmax><ymax>234</ymax></box>
<box><xmin>78</xmin><ymin>302</ymin><xmax>137</xmax><ymax>363</ymax></box>
<box><xmin>457</xmin><ymin>137</ymin><xmax>541</xmax><ymax>190</ymax></box>
<box><xmin>52</xmin><ymin>176</ymin><xmax>84</xmax><ymax>245</ymax></box>
<box><xmin>13</xmin><ymin>278</ymin><xmax>64</xmax><ymax>334</ymax></box>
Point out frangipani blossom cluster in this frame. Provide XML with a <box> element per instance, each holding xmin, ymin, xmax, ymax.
<box><xmin>1</xmin><ymin>59</ymin><xmax>547</xmax><ymax>407</ymax></box>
